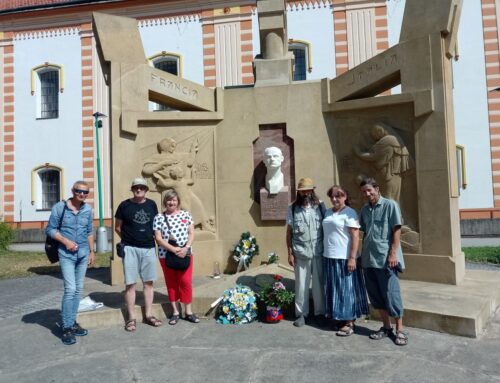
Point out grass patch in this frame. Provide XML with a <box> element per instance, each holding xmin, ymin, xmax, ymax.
<box><xmin>463</xmin><ymin>247</ymin><xmax>500</xmax><ymax>265</ymax></box>
<box><xmin>0</xmin><ymin>250</ymin><xmax>111</xmax><ymax>280</ymax></box>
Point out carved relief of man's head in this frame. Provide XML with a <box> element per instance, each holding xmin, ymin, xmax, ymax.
<box><xmin>263</xmin><ymin>146</ymin><xmax>284</xmax><ymax>169</ymax></box>
<box><xmin>159</xmin><ymin>138</ymin><xmax>177</xmax><ymax>153</ymax></box>
<box><xmin>371</xmin><ymin>123</ymin><xmax>389</xmax><ymax>141</ymax></box>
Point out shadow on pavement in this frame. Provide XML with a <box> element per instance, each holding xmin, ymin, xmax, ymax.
<box><xmin>22</xmin><ymin>309</ymin><xmax>61</xmax><ymax>338</ymax></box>
<box><xmin>27</xmin><ymin>266</ymin><xmax>62</xmax><ymax>279</ymax></box>
<box><xmin>26</xmin><ymin>267</ymin><xmax>110</xmax><ymax>284</ymax></box>
<box><xmin>88</xmin><ymin>290</ymin><xmax>169</xmax><ymax>310</ymax></box>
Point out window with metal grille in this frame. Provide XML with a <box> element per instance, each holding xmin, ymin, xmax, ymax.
<box><xmin>290</xmin><ymin>47</ymin><xmax>307</xmax><ymax>81</ymax></box>
<box><xmin>40</xmin><ymin>169</ymin><xmax>60</xmax><ymax>210</ymax></box>
<box><xmin>154</xmin><ymin>58</ymin><xmax>179</xmax><ymax>111</ymax></box>
<box><xmin>39</xmin><ymin>70</ymin><xmax>59</xmax><ymax>119</ymax></box>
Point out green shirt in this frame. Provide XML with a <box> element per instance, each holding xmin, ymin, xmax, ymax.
<box><xmin>359</xmin><ymin>196</ymin><xmax>404</xmax><ymax>269</ymax></box>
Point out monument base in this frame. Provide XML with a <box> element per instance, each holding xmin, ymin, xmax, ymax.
<box><xmin>110</xmin><ymin>237</ymin><xmax>224</xmax><ymax>285</ymax></box>
<box><xmin>254</xmin><ymin>58</ymin><xmax>292</xmax><ymax>87</ymax></box>
<box><xmin>401</xmin><ymin>252</ymin><xmax>465</xmax><ymax>285</ymax></box>
<box><xmin>260</xmin><ymin>187</ymin><xmax>289</xmax><ymax>221</ymax></box>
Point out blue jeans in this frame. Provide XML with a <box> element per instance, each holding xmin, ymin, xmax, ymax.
<box><xmin>59</xmin><ymin>248</ymin><xmax>89</xmax><ymax>328</ymax></box>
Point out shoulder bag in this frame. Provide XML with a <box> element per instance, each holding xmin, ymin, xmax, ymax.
<box><xmin>163</xmin><ymin>214</ymin><xmax>191</xmax><ymax>271</ymax></box>
<box><xmin>44</xmin><ymin>203</ymin><xmax>67</xmax><ymax>264</ymax></box>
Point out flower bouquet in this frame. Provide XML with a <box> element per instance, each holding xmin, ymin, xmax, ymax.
<box><xmin>216</xmin><ymin>285</ymin><xmax>258</xmax><ymax>325</ymax></box>
<box><xmin>259</xmin><ymin>274</ymin><xmax>295</xmax><ymax>323</ymax></box>
<box><xmin>233</xmin><ymin>232</ymin><xmax>259</xmax><ymax>272</ymax></box>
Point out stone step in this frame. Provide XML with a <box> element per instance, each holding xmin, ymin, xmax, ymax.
<box><xmin>77</xmin><ymin>264</ymin><xmax>500</xmax><ymax>338</ymax></box>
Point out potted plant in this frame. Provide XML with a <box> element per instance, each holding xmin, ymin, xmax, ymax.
<box><xmin>259</xmin><ymin>274</ymin><xmax>295</xmax><ymax>323</ymax></box>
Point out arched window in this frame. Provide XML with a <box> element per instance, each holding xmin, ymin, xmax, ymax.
<box><xmin>288</xmin><ymin>40</ymin><xmax>312</xmax><ymax>82</ymax></box>
<box><xmin>32</xmin><ymin>164</ymin><xmax>64</xmax><ymax>210</ymax></box>
<box><xmin>154</xmin><ymin>57</ymin><xmax>179</xmax><ymax>75</ymax></box>
<box><xmin>31</xmin><ymin>63</ymin><xmax>64</xmax><ymax>119</ymax></box>
<box><xmin>148</xmin><ymin>52</ymin><xmax>182</xmax><ymax>111</ymax></box>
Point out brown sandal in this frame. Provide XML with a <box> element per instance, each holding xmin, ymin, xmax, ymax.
<box><xmin>125</xmin><ymin>319</ymin><xmax>136</xmax><ymax>332</ymax></box>
<box><xmin>143</xmin><ymin>316</ymin><xmax>162</xmax><ymax>327</ymax></box>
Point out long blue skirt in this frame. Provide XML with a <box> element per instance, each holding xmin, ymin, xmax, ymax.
<box><xmin>324</xmin><ymin>258</ymin><xmax>369</xmax><ymax>321</ymax></box>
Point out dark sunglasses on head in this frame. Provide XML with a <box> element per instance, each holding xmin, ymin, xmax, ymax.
<box><xmin>73</xmin><ymin>189</ymin><xmax>89</xmax><ymax>195</ymax></box>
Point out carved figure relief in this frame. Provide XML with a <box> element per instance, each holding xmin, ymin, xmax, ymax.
<box><xmin>354</xmin><ymin>122</ymin><xmax>413</xmax><ymax>203</ymax></box>
<box><xmin>353</xmin><ymin>122</ymin><xmax>419</xmax><ymax>252</ymax></box>
<box><xmin>263</xmin><ymin>146</ymin><xmax>285</xmax><ymax>194</ymax></box>
<box><xmin>142</xmin><ymin>137</ymin><xmax>215</xmax><ymax>233</ymax></box>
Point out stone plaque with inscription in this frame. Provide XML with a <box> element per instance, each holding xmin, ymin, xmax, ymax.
<box><xmin>260</xmin><ymin>187</ymin><xmax>289</xmax><ymax>221</ymax></box>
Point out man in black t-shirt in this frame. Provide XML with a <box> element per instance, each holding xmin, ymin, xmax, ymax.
<box><xmin>115</xmin><ymin>177</ymin><xmax>162</xmax><ymax>331</ymax></box>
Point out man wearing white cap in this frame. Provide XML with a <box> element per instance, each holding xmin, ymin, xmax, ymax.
<box><xmin>115</xmin><ymin>177</ymin><xmax>161</xmax><ymax>332</ymax></box>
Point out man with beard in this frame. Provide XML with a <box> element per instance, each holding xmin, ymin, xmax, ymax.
<box><xmin>286</xmin><ymin>178</ymin><xmax>326</xmax><ymax>327</ymax></box>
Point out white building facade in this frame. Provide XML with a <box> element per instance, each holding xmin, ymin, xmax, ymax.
<box><xmin>0</xmin><ymin>0</ymin><xmax>497</xmax><ymax>228</ymax></box>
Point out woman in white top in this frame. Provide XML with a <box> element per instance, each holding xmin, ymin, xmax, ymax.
<box><xmin>323</xmin><ymin>185</ymin><xmax>369</xmax><ymax>336</ymax></box>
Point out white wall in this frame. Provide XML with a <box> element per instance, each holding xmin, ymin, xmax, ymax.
<box><xmin>139</xmin><ymin>19</ymin><xmax>204</xmax><ymax>85</ymax></box>
<box><xmin>252</xmin><ymin>11</ymin><xmax>260</xmax><ymax>58</ymax></box>
<box><xmin>387</xmin><ymin>0</ymin><xmax>493</xmax><ymax>209</ymax></box>
<box><xmin>453</xmin><ymin>0</ymin><xmax>493</xmax><ymax>208</ymax></box>
<box><xmin>14</xmin><ymin>31</ymin><xmax>83</xmax><ymax>221</ymax></box>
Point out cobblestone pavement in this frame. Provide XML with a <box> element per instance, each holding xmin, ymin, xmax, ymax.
<box><xmin>0</xmin><ymin>269</ymin><xmax>109</xmax><ymax>320</ymax></box>
<box><xmin>0</xmin><ymin>274</ymin><xmax>62</xmax><ymax>320</ymax></box>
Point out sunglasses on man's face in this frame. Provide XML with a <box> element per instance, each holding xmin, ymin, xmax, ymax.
<box><xmin>73</xmin><ymin>189</ymin><xmax>90</xmax><ymax>195</ymax></box>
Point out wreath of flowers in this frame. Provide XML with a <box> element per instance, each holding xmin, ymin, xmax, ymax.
<box><xmin>233</xmin><ymin>232</ymin><xmax>259</xmax><ymax>272</ymax></box>
<box><xmin>216</xmin><ymin>285</ymin><xmax>258</xmax><ymax>325</ymax></box>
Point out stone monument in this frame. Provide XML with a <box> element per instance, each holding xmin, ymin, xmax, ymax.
<box><xmin>93</xmin><ymin>0</ymin><xmax>464</xmax><ymax>285</ymax></box>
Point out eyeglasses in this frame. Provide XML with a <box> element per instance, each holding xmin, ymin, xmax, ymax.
<box><xmin>132</xmin><ymin>186</ymin><xmax>147</xmax><ymax>191</ymax></box>
<box><xmin>73</xmin><ymin>189</ymin><xmax>89</xmax><ymax>195</ymax></box>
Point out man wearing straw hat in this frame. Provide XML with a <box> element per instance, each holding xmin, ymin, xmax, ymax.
<box><xmin>286</xmin><ymin>177</ymin><xmax>326</xmax><ymax>327</ymax></box>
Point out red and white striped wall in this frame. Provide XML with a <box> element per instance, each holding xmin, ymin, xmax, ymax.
<box><xmin>1</xmin><ymin>32</ymin><xmax>15</xmax><ymax>223</ymax></box>
<box><xmin>202</xmin><ymin>5</ymin><xmax>254</xmax><ymax>88</ymax></box>
<box><xmin>332</xmin><ymin>0</ymin><xmax>388</xmax><ymax>78</ymax></box>
<box><xmin>481</xmin><ymin>0</ymin><xmax>500</xmax><ymax>208</ymax></box>
<box><xmin>80</xmin><ymin>23</ymin><xmax>95</xmax><ymax>206</ymax></box>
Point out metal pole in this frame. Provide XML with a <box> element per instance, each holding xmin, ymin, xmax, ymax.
<box><xmin>93</xmin><ymin>112</ymin><xmax>107</xmax><ymax>253</ymax></box>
